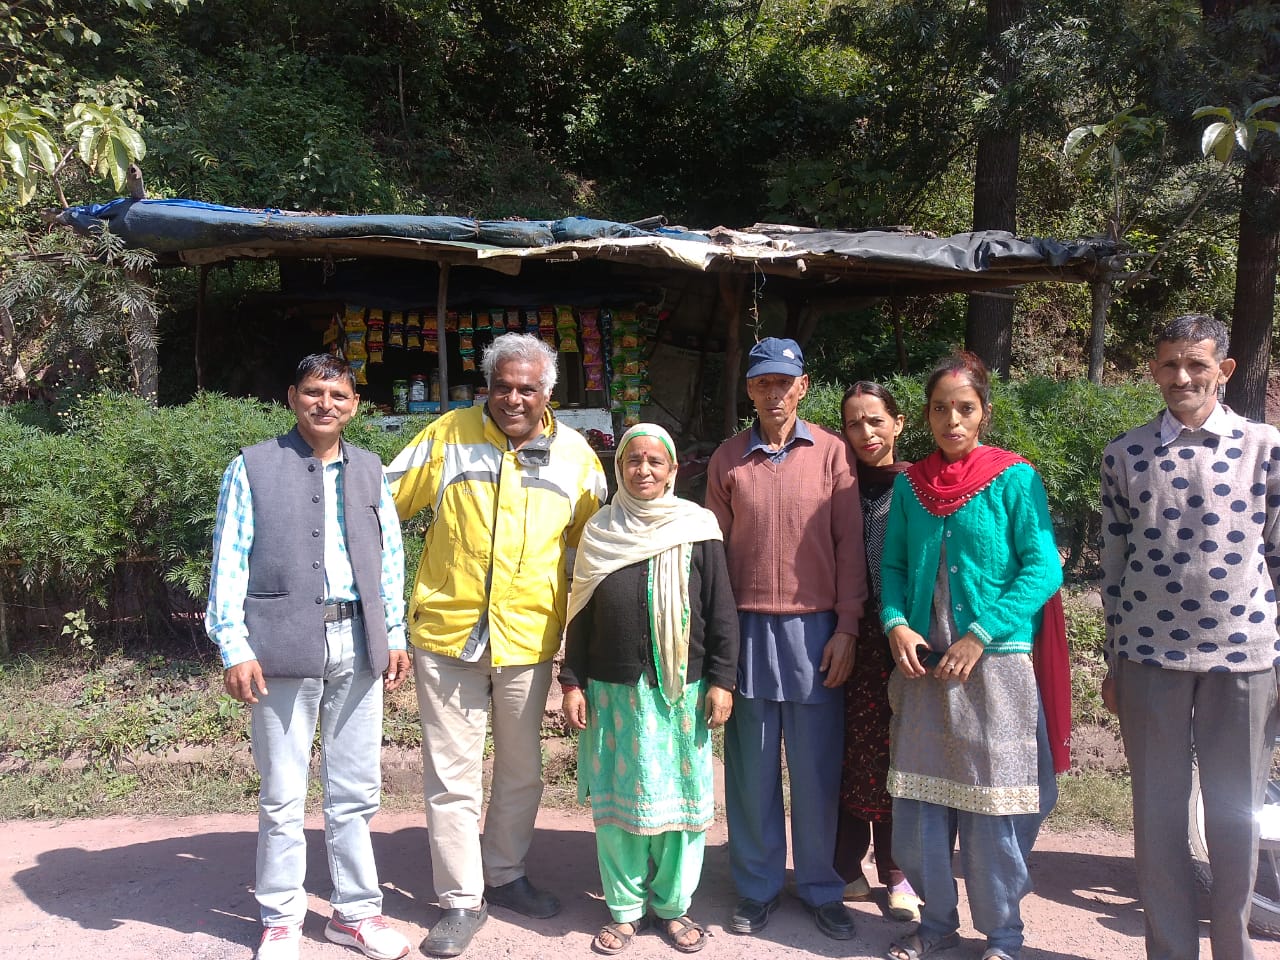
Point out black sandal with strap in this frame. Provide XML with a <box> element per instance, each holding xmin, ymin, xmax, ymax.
<box><xmin>661</xmin><ymin>915</ymin><xmax>706</xmax><ymax>954</ymax></box>
<box><xmin>592</xmin><ymin>916</ymin><xmax>648</xmax><ymax>955</ymax></box>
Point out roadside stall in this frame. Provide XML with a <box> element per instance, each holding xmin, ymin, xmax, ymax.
<box><xmin>59</xmin><ymin>199</ymin><xmax>1118</xmax><ymax>453</ymax></box>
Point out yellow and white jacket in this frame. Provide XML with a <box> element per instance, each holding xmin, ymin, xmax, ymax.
<box><xmin>387</xmin><ymin>405</ymin><xmax>606</xmax><ymax>665</ymax></box>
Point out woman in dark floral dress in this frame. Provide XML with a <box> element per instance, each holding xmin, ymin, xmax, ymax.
<box><xmin>833</xmin><ymin>381</ymin><xmax>921</xmax><ymax>922</ymax></box>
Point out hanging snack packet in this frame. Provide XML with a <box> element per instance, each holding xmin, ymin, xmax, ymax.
<box><xmin>343</xmin><ymin>305</ymin><xmax>368</xmax><ymax>333</ymax></box>
<box><xmin>366</xmin><ymin>314</ymin><xmax>385</xmax><ymax>347</ymax></box>
<box><xmin>406</xmin><ymin>313</ymin><xmax>422</xmax><ymax>350</ymax></box>
<box><xmin>422</xmin><ymin>310</ymin><xmax>439</xmax><ymax>353</ymax></box>
<box><xmin>555</xmin><ymin>305</ymin><xmax>579</xmax><ymax>352</ymax></box>
<box><xmin>350</xmin><ymin>358</ymin><xmax>368</xmax><ymax>385</ymax></box>
<box><xmin>322</xmin><ymin>314</ymin><xmax>342</xmax><ymax>348</ymax></box>
<box><xmin>345</xmin><ymin>329</ymin><xmax>368</xmax><ymax>360</ymax></box>
<box><xmin>387</xmin><ymin>312</ymin><xmax>405</xmax><ymax>348</ymax></box>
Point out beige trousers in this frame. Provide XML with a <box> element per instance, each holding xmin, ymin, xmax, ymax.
<box><xmin>413</xmin><ymin>647</ymin><xmax>554</xmax><ymax>910</ymax></box>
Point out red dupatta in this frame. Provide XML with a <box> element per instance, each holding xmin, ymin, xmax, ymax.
<box><xmin>905</xmin><ymin>445</ymin><xmax>1029</xmax><ymax>516</ymax></box>
<box><xmin>907</xmin><ymin>444</ymin><xmax>1072</xmax><ymax>774</ymax></box>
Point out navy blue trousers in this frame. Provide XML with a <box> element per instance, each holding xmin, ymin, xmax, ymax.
<box><xmin>724</xmin><ymin>693</ymin><xmax>846</xmax><ymax>906</ymax></box>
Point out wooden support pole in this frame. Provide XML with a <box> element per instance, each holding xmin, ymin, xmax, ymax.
<box><xmin>719</xmin><ymin>273</ymin><xmax>746</xmax><ymax>439</ymax></box>
<box><xmin>436</xmin><ymin>263</ymin><xmax>450</xmax><ymax>408</ymax></box>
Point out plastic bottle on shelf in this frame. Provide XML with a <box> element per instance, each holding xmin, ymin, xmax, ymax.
<box><xmin>409</xmin><ymin>374</ymin><xmax>427</xmax><ymax>403</ymax></box>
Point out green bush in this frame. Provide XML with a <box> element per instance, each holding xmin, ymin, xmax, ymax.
<box><xmin>800</xmin><ymin>375</ymin><xmax>1162</xmax><ymax>579</ymax></box>
<box><xmin>0</xmin><ymin>392</ymin><xmax>432</xmax><ymax>649</ymax></box>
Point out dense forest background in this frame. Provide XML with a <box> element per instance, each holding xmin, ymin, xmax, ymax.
<box><xmin>0</xmin><ymin>0</ymin><xmax>1277</xmax><ymax>409</ymax></box>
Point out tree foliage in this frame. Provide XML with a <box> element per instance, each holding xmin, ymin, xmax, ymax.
<box><xmin>0</xmin><ymin>0</ymin><xmax>1276</xmax><ymax>408</ymax></box>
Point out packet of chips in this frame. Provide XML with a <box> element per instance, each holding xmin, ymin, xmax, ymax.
<box><xmin>555</xmin><ymin>305</ymin><xmax>580</xmax><ymax>352</ymax></box>
<box><xmin>422</xmin><ymin>310</ymin><xmax>439</xmax><ymax>353</ymax></box>
<box><xmin>345</xmin><ymin>329</ymin><xmax>368</xmax><ymax>360</ymax></box>
<box><xmin>343</xmin><ymin>305</ymin><xmax>368</xmax><ymax>333</ymax></box>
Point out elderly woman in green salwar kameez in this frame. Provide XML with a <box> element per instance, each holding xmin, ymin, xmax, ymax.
<box><xmin>561</xmin><ymin>423</ymin><xmax>739</xmax><ymax>955</ymax></box>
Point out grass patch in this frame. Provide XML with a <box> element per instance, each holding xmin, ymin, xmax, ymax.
<box><xmin>1048</xmin><ymin>771</ymin><xmax>1135</xmax><ymax>833</ymax></box>
<box><xmin>0</xmin><ymin>597</ymin><xmax>1141</xmax><ymax>831</ymax></box>
<box><xmin>0</xmin><ymin>755</ymin><xmax>261</xmax><ymax>818</ymax></box>
<box><xmin>0</xmin><ymin>650</ymin><xmax>249</xmax><ymax>766</ymax></box>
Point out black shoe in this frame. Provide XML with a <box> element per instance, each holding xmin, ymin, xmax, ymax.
<box><xmin>483</xmin><ymin>876</ymin><xmax>561</xmax><ymax>919</ymax></box>
<box><xmin>422</xmin><ymin>902</ymin><xmax>488</xmax><ymax>958</ymax></box>
<box><xmin>805</xmin><ymin>900</ymin><xmax>856</xmax><ymax>940</ymax></box>
<box><xmin>727</xmin><ymin>896</ymin><xmax>780</xmax><ymax>934</ymax></box>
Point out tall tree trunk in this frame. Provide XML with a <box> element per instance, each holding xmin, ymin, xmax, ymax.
<box><xmin>964</xmin><ymin>0</ymin><xmax>1022</xmax><ymax>378</ymax></box>
<box><xmin>1088</xmin><ymin>278</ymin><xmax>1112</xmax><ymax>384</ymax></box>
<box><xmin>126</xmin><ymin>266</ymin><xmax>159</xmax><ymax>402</ymax></box>
<box><xmin>1203</xmin><ymin>0</ymin><xmax>1280</xmax><ymax>421</ymax></box>
<box><xmin>0</xmin><ymin>303</ymin><xmax>26</xmax><ymax>395</ymax></box>
<box><xmin>1223</xmin><ymin>148</ymin><xmax>1280</xmax><ymax>421</ymax></box>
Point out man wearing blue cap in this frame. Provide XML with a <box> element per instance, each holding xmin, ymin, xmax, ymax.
<box><xmin>706</xmin><ymin>337</ymin><xmax>867</xmax><ymax>940</ymax></box>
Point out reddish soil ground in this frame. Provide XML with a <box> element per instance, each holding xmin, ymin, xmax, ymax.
<box><xmin>2</xmin><ymin>808</ymin><xmax>1262</xmax><ymax>960</ymax></box>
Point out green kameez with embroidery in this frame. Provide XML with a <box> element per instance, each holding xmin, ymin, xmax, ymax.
<box><xmin>579</xmin><ymin>676</ymin><xmax>714</xmax><ymax>834</ymax></box>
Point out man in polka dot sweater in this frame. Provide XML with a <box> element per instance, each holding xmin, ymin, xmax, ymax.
<box><xmin>1100</xmin><ymin>314</ymin><xmax>1280</xmax><ymax>960</ymax></box>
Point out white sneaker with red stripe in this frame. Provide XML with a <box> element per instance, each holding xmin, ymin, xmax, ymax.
<box><xmin>325</xmin><ymin>914</ymin><xmax>411</xmax><ymax>960</ymax></box>
<box><xmin>256</xmin><ymin>923</ymin><xmax>302</xmax><ymax>960</ymax></box>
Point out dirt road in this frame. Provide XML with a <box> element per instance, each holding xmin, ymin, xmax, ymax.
<box><xmin>2</xmin><ymin>807</ymin><xmax>1250</xmax><ymax>960</ymax></box>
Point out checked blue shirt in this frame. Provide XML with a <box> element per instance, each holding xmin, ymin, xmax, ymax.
<box><xmin>205</xmin><ymin>454</ymin><xmax>407</xmax><ymax>669</ymax></box>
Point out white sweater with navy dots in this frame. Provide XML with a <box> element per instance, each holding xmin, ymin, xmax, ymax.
<box><xmin>1100</xmin><ymin>408</ymin><xmax>1280</xmax><ymax>672</ymax></box>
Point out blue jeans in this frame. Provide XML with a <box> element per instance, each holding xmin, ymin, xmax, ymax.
<box><xmin>251</xmin><ymin>617</ymin><xmax>384</xmax><ymax>925</ymax></box>
<box><xmin>892</xmin><ymin>712</ymin><xmax>1057</xmax><ymax>957</ymax></box>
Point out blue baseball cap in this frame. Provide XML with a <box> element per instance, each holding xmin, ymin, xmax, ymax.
<box><xmin>746</xmin><ymin>337</ymin><xmax>805</xmax><ymax>379</ymax></box>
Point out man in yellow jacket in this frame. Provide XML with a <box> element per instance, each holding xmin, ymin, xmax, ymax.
<box><xmin>387</xmin><ymin>332</ymin><xmax>606</xmax><ymax>958</ymax></box>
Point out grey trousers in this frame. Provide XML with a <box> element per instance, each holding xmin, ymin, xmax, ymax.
<box><xmin>1115</xmin><ymin>658</ymin><xmax>1278</xmax><ymax>960</ymax></box>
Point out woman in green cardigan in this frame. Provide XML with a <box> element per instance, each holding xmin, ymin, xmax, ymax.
<box><xmin>880</xmin><ymin>353</ymin><xmax>1063</xmax><ymax>960</ymax></box>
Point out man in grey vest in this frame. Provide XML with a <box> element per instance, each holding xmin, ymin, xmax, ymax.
<box><xmin>207</xmin><ymin>354</ymin><xmax>412</xmax><ymax>960</ymax></box>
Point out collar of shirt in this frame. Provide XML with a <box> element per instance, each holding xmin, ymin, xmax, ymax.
<box><xmin>1158</xmin><ymin>402</ymin><xmax>1234</xmax><ymax>446</ymax></box>
<box><xmin>745</xmin><ymin>418</ymin><xmax>813</xmax><ymax>458</ymax></box>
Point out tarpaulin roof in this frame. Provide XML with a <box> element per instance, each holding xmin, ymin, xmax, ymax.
<box><xmin>61</xmin><ymin>198</ymin><xmax>1115</xmax><ymax>298</ymax></box>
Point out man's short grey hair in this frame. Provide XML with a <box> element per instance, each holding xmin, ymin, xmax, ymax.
<box><xmin>481</xmin><ymin>332</ymin><xmax>559</xmax><ymax>394</ymax></box>
<box><xmin>1157</xmin><ymin>314</ymin><xmax>1231</xmax><ymax>360</ymax></box>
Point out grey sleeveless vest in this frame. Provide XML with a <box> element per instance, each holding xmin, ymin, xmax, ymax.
<box><xmin>240</xmin><ymin>427</ymin><xmax>390</xmax><ymax>678</ymax></box>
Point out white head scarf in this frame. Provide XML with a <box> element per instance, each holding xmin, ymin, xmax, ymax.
<box><xmin>566</xmin><ymin>423</ymin><xmax>724</xmax><ymax>704</ymax></box>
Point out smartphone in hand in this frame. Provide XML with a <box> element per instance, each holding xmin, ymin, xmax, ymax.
<box><xmin>915</xmin><ymin>644</ymin><xmax>943</xmax><ymax>668</ymax></box>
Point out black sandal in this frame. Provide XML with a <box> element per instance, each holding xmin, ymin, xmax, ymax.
<box><xmin>661</xmin><ymin>915</ymin><xmax>706</xmax><ymax>954</ymax></box>
<box><xmin>592</xmin><ymin>916</ymin><xmax>648</xmax><ymax>955</ymax></box>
